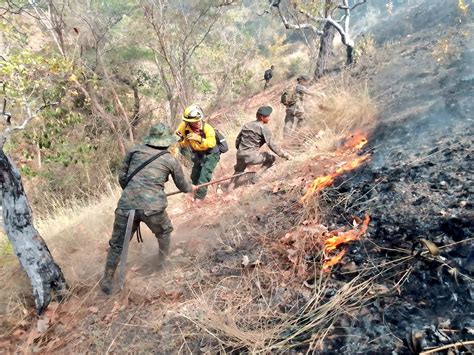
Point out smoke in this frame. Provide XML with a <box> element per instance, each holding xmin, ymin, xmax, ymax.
<box><xmin>355</xmin><ymin>0</ymin><xmax>474</xmax><ymax>168</ymax></box>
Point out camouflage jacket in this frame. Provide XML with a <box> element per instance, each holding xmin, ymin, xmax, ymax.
<box><xmin>235</xmin><ymin>120</ymin><xmax>285</xmax><ymax>158</ymax></box>
<box><xmin>117</xmin><ymin>144</ymin><xmax>192</xmax><ymax>212</ymax></box>
<box><xmin>288</xmin><ymin>83</ymin><xmax>311</xmax><ymax>114</ymax></box>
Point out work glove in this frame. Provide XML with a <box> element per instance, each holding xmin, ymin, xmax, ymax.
<box><xmin>176</xmin><ymin>131</ymin><xmax>184</xmax><ymax>142</ymax></box>
<box><xmin>186</xmin><ymin>132</ymin><xmax>202</xmax><ymax>143</ymax></box>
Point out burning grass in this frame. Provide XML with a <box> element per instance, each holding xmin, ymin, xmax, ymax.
<box><xmin>323</xmin><ymin>215</ymin><xmax>370</xmax><ymax>272</ymax></box>
<box><xmin>177</xmin><ymin>217</ymin><xmax>422</xmax><ymax>353</ymax></box>
<box><xmin>301</xmin><ymin>153</ymin><xmax>370</xmax><ymax>202</ymax></box>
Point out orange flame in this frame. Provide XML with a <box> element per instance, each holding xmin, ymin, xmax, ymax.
<box><xmin>322</xmin><ymin>249</ymin><xmax>346</xmax><ymax>271</ymax></box>
<box><xmin>301</xmin><ymin>175</ymin><xmax>335</xmax><ymax>199</ymax></box>
<box><xmin>325</xmin><ymin>215</ymin><xmax>370</xmax><ymax>251</ymax></box>
<box><xmin>355</xmin><ymin>139</ymin><xmax>368</xmax><ymax>150</ymax></box>
<box><xmin>325</xmin><ymin>230</ymin><xmax>360</xmax><ymax>252</ymax></box>
<box><xmin>322</xmin><ymin>215</ymin><xmax>370</xmax><ymax>272</ymax></box>
<box><xmin>301</xmin><ymin>155</ymin><xmax>370</xmax><ymax>202</ymax></box>
<box><xmin>335</xmin><ymin>155</ymin><xmax>370</xmax><ymax>174</ymax></box>
<box><xmin>340</xmin><ymin>132</ymin><xmax>368</xmax><ymax>151</ymax></box>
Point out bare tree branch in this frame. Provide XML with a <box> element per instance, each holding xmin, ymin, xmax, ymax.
<box><xmin>350</xmin><ymin>0</ymin><xmax>367</xmax><ymax>11</ymax></box>
<box><xmin>276</xmin><ymin>4</ymin><xmax>323</xmax><ymax>35</ymax></box>
<box><xmin>0</xmin><ymin>101</ymin><xmax>58</xmax><ymax>148</ymax></box>
<box><xmin>298</xmin><ymin>6</ymin><xmax>354</xmax><ymax>47</ymax></box>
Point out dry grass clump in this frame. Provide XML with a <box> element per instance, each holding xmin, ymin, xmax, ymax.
<box><xmin>179</xmin><ymin>266</ymin><xmax>375</xmax><ymax>353</ymax></box>
<box><xmin>180</xmin><ymin>273</ymin><xmax>288</xmax><ymax>352</ymax></box>
<box><xmin>285</xmin><ymin>72</ymin><xmax>377</xmax><ymax>156</ymax></box>
<box><xmin>308</xmin><ymin>73</ymin><xmax>376</xmax><ymax>132</ymax></box>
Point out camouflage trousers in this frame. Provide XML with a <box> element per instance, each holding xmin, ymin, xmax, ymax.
<box><xmin>284</xmin><ymin>108</ymin><xmax>305</xmax><ymax>135</ymax></box>
<box><xmin>232</xmin><ymin>151</ymin><xmax>276</xmax><ymax>186</ymax></box>
<box><xmin>105</xmin><ymin>209</ymin><xmax>173</xmax><ymax>271</ymax></box>
<box><xmin>234</xmin><ymin>151</ymin><xmax>276</xmax><ymax>173</ymax></box>
<box><xmin>191</xmin><ymin>152</ymin><xmax>220</xmax><ymax>200</ymax></box>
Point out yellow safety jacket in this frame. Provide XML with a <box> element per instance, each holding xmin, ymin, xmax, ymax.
<box><xmin>176</xmin><ymin>121</ymin><xmax>218</xmax><ymax>153</ymax></box>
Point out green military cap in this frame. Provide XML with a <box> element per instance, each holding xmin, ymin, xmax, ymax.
<box><xmin>297</xmin><ymin>74</ymin><xmax>311</xmax><ymax>81</ymax></box>
<box><xmin>143</xmin><ymin>123</ymin><xmax>177</xmax><ymax>147</ymax></box>
<box><xmin>257</xmin><ymin>105</ymin><xmax>273</xmax><ymax>116</ymax></box>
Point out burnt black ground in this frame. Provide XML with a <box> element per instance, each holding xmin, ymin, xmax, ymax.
<box><xmin>318</xmin><ymin>0</ymin><xmax>474</xmax><ymax>353</ymax></box>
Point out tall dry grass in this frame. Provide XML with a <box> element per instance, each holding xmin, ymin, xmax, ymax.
<box><xmin>179</xmin><ymin>258</ymin><xmax>396</xmax><ymax>353</ymax></box>
<box><xmin>284</xmin><ymin>72</ymin><xmax>377</xmax><ymax>156</ymax></box>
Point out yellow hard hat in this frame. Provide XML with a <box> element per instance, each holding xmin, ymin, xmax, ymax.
<box><xmin>183</xmin><ymin>104</ymin><xmax>204</xmax><ymax>122</ymax></box>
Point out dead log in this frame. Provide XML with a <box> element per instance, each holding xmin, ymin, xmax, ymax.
<box><xmin>0</xmin><ymin>149</ymin><xmax>67</xmax><ymax>315</ymax></box>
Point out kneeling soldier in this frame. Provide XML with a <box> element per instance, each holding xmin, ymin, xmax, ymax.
<box><xmin>232</xmin><ymin>106</ymin><xmax>290</xmax><ymax>187</ymax></box>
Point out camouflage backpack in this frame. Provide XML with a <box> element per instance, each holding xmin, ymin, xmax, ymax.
<box><xmin>280</xmin><ymin>87</ymin><xmax>296</xmax><ymax>106</ymax></box>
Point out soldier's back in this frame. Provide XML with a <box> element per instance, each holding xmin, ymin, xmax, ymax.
<box><xmin>118</xmin><ymin>145</ymin><xmax>179</xmax><ymax>211</ymax></box>
<box><xmin>238</xmin><ymin>121</ymin><xmax>265</xmax><ymax>153</ymax></box>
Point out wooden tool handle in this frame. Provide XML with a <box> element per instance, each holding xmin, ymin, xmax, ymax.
<box><xmin>166</xmin><ymin>171</ymin><xmax>253</xmax><ymax>197</ymax></box>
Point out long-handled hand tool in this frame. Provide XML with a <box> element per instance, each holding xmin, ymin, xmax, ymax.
<box><xmin>117</xmin><ymin>209</ymin><xmax>136</xmax><ymax>290</ymax></box>
<box><xmin>166</xmin><ymin>171</ymin><xmax>255</xmax><ymax>197</ymax></box>
<box><xmin>116</xmin><ymin>172</ymin><xmax>255</xmax><ymax>290</ymax></box>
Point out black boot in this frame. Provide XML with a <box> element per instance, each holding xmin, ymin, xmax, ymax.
<box><xmin>100</xmin><ymin>267</ymin><xmax>115</xmax><ymax>295</ymax></box>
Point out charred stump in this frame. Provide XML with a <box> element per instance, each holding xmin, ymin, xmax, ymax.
<box><xmin>0</xmin><ymin>149</ymin><xmax>67</xmax><ymax>315</ymax></box>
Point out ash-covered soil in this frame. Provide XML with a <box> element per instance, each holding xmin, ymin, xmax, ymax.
<box><xmin>320</xmin><ymin>0</ymin><xmax>474</xmax><ymax>353</ymax></box>
<box><xmin>324</xmin><ymin>131</ymin><xmax>473</xmax><ymax>353</ymax></box>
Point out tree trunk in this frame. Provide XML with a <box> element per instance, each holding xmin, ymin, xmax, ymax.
<box><xmin>346</xmin><ymin>44</ymin><xmax>354</xmax><ymax>65</ymax></box>
<box><xmin>315</xmin><ymin>21</ymin><xmax>336</xmax><ymax>78</ymax></box>
<box><xmin>0</xmin><ymin>149</ymin><xmax>67</xmax><ymax>315</ymax></box>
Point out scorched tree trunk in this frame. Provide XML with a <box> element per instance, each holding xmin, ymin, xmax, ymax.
<box><xmin>315</xmin><ymin>21</ymin><xmax>336</xmax><ymax>78</ymax></box>
<box><xmin>0</xmin><ymin>149</ymin><xmax>67</xmax><ymax>315</ymax></box>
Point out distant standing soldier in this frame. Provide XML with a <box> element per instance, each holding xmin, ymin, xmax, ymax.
<box><xmin>263</xmin><ymin>65</ymin><xmax>274</xmax><ymax>90</ymax></box>
<box><xmin>281</xmin><ymin>74</ymin><xmax>313</xmax><ymax>135</ymax></box>
<box><xmin>176</xmin><ymin>104</ymin><xmax>221</xmax><ymax>202</ymax></box>
<box><xmin>230</xmin><ymin>105</ymin><xmax>290</xmax><ymax>188</ymax></box>
<box><xmin>101</xmin><ymin>123</ymin><xmax>195</xmax><ymax>295</ymax></box>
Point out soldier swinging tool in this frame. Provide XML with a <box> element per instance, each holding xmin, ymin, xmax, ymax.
<box><xmin>100</xmin><ymin>123</ymin><xmax>194</xmax><ymax>295</ymax></box>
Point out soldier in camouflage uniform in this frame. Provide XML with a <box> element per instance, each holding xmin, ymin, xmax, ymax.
<box><xmin>231</xmin><ymin>106</ymin><xmax>290</xmax><ymax>187</ymax></box>
<box><xmin>283</xmin><ymin>75</ymin><xmax>313</xmax><ymax>135</ymax></box>
<box><xmin>100</xmin><ymin>123</ymin><xmax>194</xmax><ymax>295</ymax></box>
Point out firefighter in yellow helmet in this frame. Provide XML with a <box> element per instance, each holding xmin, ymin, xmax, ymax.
<box><xmin>176</xmin><ymin>104</ymin><xmax>220</xmax><ymax>201</ymax></box>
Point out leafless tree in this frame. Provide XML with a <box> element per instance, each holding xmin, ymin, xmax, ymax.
<box><xmin>140</xmin><ymin>0</ymin><xmax>237</xmax><ymax>125</ymax></box>
<box><xmin>271</xmin><ymin>0</ymin><xmax>367</xmax><ymax>77</ymax></box>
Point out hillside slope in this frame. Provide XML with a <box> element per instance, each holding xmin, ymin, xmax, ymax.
<box><xmin>0</xmin><ymin>1</ymin><xmax>473</xmax><ymax>353</ymax></box>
